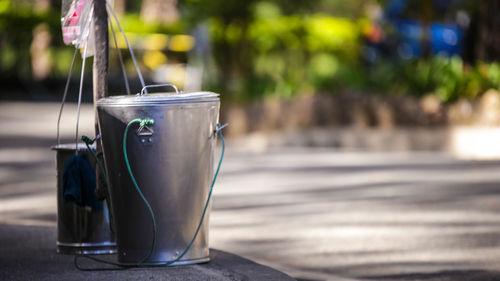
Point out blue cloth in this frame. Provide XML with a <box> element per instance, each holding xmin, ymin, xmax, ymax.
<box><xmin>62</xmin><ymin>155</ymin><xmax>103</xmax><ymax>211</ymax></box>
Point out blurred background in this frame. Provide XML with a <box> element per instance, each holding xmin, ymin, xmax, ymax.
<box><xmin>0</xmin><ymin>1</ymin><xmax>497</xmax><ymax>112</ymax></box>
<box><xmin>1</xmin><ymin>0</ymin><xmax>500</xmax><ymax>153</ymax></box>
<box><xmin>1</xmin><ymin>0</ymin><xmax>500</xmax><ymax>280</ymax></box>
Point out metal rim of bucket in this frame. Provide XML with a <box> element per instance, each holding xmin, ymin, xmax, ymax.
<box><xmin>57</xmin><ymin>243</ymin><xmax>117</xmax><ymax>255</ymax></box>
<box><xmin>57</xmin><ymin>241</ymin><xmax>117</xmax><ymax>255</ymax></box>
<box><xmin>57</xmin><ymin>241</ymin><xmax>117</xmax><ymax>247</ymax></box>
<box><xmin>96</xmin><ymin>92</ymin><xmax>220</xmax><ymax>106</ymax></box>
<box><xmin>51</xmin><ymin>143</ymin><xmax>96</xmax><ymax>152</ymax></box>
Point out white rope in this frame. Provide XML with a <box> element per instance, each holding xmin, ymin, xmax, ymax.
<box><xmin>105</xmin><ymin>0</ymin><xmax>147</xmax><ymax>93</ymax></box>
<box><xmin>57</xmin><ymin>48</ymin><xmax>79</xmax><ymax>145</ymax></box>
<box><xmin>74</xmin><ymin>6</ymin><xmax>94</xmax><ymax>154</ymax></box>
<box><xmin>109</xmin><ymin>17</ymin><xmax>131</xmax><ymax>95</ymax></box>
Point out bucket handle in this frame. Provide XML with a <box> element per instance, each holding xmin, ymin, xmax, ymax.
<box><xmin>140</xmin><ymin>83</ymin><xmax>180</xmax><ymax>96</ymax></box>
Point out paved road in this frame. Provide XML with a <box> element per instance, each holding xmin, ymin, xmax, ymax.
<box><xmin>1</xmin><ymin>102</ymin><xmax>500</xmax><ymax>280</ymax></box>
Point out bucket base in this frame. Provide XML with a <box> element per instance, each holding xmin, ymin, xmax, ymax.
<box><xmin>118</xmin><ymin>256</ymin><xmax>210</xmax><ymax>266</ymax></box>
<box><xmin>169</xmin><ymin>256</ymin><xmax>210</xmax><ymax>266</ymax></box>
<box><xmin>57</xmin><ymin>241</ymin><xmax>117</xmax><ymax>255</ymax></box>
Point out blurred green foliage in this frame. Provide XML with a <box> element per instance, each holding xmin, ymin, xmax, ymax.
<box><xmin>365</xmin><ymin>57</ymin><xmax>500</xmax><ymax>102</ymax></box>
<box><xmin>0</xmin><ymin>0</ymin><xmax>62</xmax><ymax>78</ymax></box>
<box><xmin>203</xmin><ymin>1</ymin><xmax>364</xmax><ymax>101</ymax></box>
<box><xmin>199</xmin><ymin>1</ymin><xmax>500</xmax><ymax>103</ymax></box>
<box><xmin>117</xmin><ymin>13</ymin><xmax>184</xmax><ymax>34</ymax></box>
<box><xmin>0</xmin><ymin>0</ymin><xmax>498</xmax><ymax>103</ymax></box>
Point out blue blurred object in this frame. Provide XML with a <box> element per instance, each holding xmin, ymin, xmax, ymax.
<box><xmin>393</xmin><ymin>20</ymin><xmax>463</xmax><ymax>58</ymax></box>
<box><xmin>385</xmin><ymin>0</ymin><xmax>408</xmax><ymax>19</ymax></box>
<box><xmin>394</xmin><ymin>19</ymin><xmax>423</xmax><ymax>58</ymax></box>
<box><xmin>429</xmin><ymin>23</ymin><xmax>463</xmax><ymax>56</ymax></box>
<box><xmin>373</xmin><ymin>0</ymin><xmax>466</xmax><ymax>60</ymax></box>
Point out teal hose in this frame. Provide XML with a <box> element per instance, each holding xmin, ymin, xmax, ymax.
<box><xmin>75</xmin><ymin>120</ymin><xmax>226</xmax><ymax>270</ymax></box>
<box><xmin>81</xmin><ymin>135</ymin><xmax>110</xmax><ymax>190</ymax></box>
<box><xmin>123</xmin><ymin>118</ymin><xmax>157</xmax><ymax>263</ymax></box>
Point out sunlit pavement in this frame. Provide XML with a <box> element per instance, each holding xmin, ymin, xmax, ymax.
<box><xmin>1</xmin><ymin>102</ymin><xmax>500</xmax><ymax>281</ymax></box>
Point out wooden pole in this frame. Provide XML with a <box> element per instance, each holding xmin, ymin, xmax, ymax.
<box><xmin>93</xmin><ymin>0</ymin><xmax>108</xmax><ymax>104</ymax></box>
<box><xmin>92</xmin><ymin>0</ymin><xmax>108</xmax><ymax>200</ymax></box>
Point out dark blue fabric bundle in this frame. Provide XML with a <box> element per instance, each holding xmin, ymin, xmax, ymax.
<box><xmin>62</xmin><ymin>155</ymin><xmax>103</xmax><ymax>211</ymax></box>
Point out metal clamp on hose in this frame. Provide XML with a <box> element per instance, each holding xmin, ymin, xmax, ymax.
<box><xmin>216</xmin><ymin>123</ymin><xmax>228</xmax><ymax>133</ymax></box>
<box><xmin>140</xmin><ymin>84</ymin><xmax>180</xmax><ymax>96</ymax></box>
<box><xmin>136</xmin><ymin>119</ymin><xmax>154</xmax><ymax>137</ymax></box>
<box><xmin>213</xmin><ymin>123</ymin><xmax>228</xmax><ymax>138</ymax></box>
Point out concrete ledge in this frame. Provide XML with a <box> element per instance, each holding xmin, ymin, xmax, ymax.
<box><xmin>231</xmin><ymin>126</ymin><xmax>500</xmax><ymax>160</ymax></box>
<box><xmin>0</xmin><ymin>224</ymin><xmax>295</xmax><ymax>281</ymax></box>
<box><xmin>230</xmin><ymin>127</ymin><xmax>449</xmax><ymax>152</ymax></box>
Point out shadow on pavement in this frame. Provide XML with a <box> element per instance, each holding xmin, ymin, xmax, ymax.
<box><xmin>361</xmin><ymin>269</ymin><xmax>500</xmax><ymax>281</ymax></box>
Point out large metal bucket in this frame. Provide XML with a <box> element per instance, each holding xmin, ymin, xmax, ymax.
<box><xmin>52</xmin><ymin>143</ymin><xmax>116</xmax><ymax>254</ymax></box>
<box><xmin>96</xmin><ymin>92</ymin><xmax>220</xmax><ymax>265</ymax></box>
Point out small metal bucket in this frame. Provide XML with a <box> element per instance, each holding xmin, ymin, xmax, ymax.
<box><xmin>96</xmin><ymin>91</ymin><xmax>219</xmax><ymax>265</ymax></box>
<box><xmin>52</xmin><ymin>143</ymin><xmax>116</xmax><ymax>254</ymax></box>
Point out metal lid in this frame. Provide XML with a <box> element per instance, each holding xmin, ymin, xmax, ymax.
<box><xmin>96</xmin><ymin>92</ymin><xmax>219</xmax><ymax>106</ymax></box>
<box><xmin>51</xmin><ymin>143</ymin><xmax>96</xmax><ymax>151</ymax></box>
